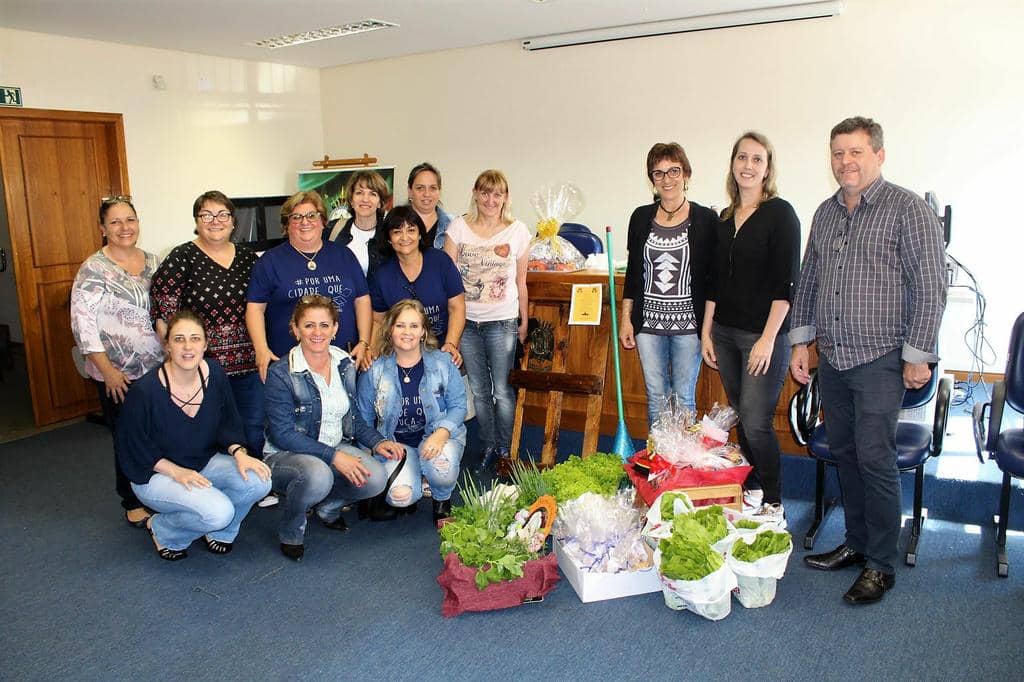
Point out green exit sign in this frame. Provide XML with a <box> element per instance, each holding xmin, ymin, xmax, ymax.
<box><xmin>0</xmin><ymin>86</ymin><xmax>23</xmax><ymax>107</ymax></box>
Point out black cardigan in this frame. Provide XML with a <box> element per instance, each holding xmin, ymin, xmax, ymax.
<box><xmin>622</xmin><ymin>200</ymin><xmax>718</xmax><ymax>333</ymax></box>
<box><xmin>325</xmin><ymin>214</ymin><xmax>386</xmax><ymax>275</ymax></box>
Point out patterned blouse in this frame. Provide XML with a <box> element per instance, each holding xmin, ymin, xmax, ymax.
<box><xmin>150</xmin><ymin>241</ymin><xmax>259</xmax><ymax>376</ymax></box>
<box><xmin>70</xmin><ymin>249</ymin><xmax>164</xmax><ymax>382</ymax></box>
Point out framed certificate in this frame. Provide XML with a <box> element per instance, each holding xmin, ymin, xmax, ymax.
<box><xmin>568</xmin><ymin>283</ymin><xmax>602</xmax><ymax>326</ymax></box>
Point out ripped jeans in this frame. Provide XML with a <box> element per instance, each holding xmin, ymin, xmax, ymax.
<box><xmin>381</xmin><ymin>437</ymin><xmax>465</xmax><ymax>505</ymax></box>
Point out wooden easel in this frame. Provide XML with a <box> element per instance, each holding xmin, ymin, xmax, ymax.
<box><xmin>506</xmin><ymin>276</ymin><xmax>611</xmax><ymax>469</ymax></box>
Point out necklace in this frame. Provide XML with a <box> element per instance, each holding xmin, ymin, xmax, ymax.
<box><xmin>659</xmin><ymin>198</ymin><xmax>687</xmax><ymax>220</ymax></box>
<box><xmin>400</xmin><ymin>366</ymin><xmax>412</xmax><ymax>384</ymax></box>
<box><xmin>291</xmin><ymin>243</ymin><xmax>322</xmax><ymax>271</ymax></box>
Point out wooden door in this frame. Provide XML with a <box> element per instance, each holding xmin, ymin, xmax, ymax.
<box><xmin>0</xmin><ymin>108</ymin><xmax>130</xmax><ymax>425</ymax></box>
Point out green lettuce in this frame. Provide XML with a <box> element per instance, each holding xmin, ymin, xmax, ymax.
<box><xmin>731</xmin><ymin>531</ymin><xmax>792</xmax><ymax>562</ymax></box>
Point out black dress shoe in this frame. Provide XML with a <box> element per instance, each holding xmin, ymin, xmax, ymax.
<box><xmin>280</xmin><ymin>543</ymin><xmax>305</xmax><ymax>561</ymax></box>
<box><xmin>321</xmin><ymin>516</ymin><xmax>349</xmax><ymax>532</ymax></box>
<box><xmin>843</xmin><ymin>568</ymin><xmax>895</xmax><ymax>604</ymax></box>
<box><xmin>804</xmin><ymin>544</ymin><xmax>867</xmax><ymax>571</ymax></box>
<box><xmin>432</xmin><ymin>499</ymin><xmax>452</xmax><ymax>523</ymax></box>
<box><xmin>360</xmin><ymin>493</ymin><xmax>398</xmax><ymax>522</ymax></box>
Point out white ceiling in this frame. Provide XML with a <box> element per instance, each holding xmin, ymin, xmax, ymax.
<box><xmin>0</xmin><ymin>0</ymin><xmax>831</xmax><ymax>68</ymax></box>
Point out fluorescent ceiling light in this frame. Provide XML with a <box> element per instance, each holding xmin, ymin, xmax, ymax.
<box><xmin>251</xmin><ymin>19</ymin><xmax>398</xmax><ymax>49</ymax></box>
<box><xmin>522</xmin><ymin>1</ymin><xmax>844</xmax><ymax>50</ymax></box>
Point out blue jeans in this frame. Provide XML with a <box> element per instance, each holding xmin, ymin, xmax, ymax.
<box><xmin>384</xmin><ymin>438</ymin><xmax>465</xmax><ymax>506</ymax></box>
<box><xmin>711</xmin><ymin>323</ymin><xmax>790</xmax><ymax>504</ymax></box>
<box><xmin>817</xmin><ymin>350</ymin><xmax>906</xmax><ymax>574</ymax></box>
<box><xmin>461</xmin><ymin>318</ymin><xmax>518</xmax><ymax>453</ymax></box>
<box><xmin>635</xmin><ymin>331</ymin><xmax>702</xmax><ymax>427</ymax></box>
<box><xmin>230</xmin><ymin>372</ymin><xmax>266</xmax><ymax>458</ymax></box>
<box><xmin>265</xmin><ymin>443</ymin><xmax>387</xmax><ymax>545</ymax></box>
<box><xmin>131</xmin><ymin>454</ymin><xmax>271</xmax><ymax>551</ymax></box>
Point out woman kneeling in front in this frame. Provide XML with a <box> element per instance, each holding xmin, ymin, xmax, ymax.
<box><xmin>116</xmin><ymin>310</ymin><xmax>272</xmax><ymax>561</ymax></box>
<box><xmin>263</xmin><ymin>295</ymin><xmax>389</xmax><ymax>561</ymax></box>
<box><xmin>358</xmin><ymin>299</ymin><xmax>467</xmax><ymax>523</ymax></box>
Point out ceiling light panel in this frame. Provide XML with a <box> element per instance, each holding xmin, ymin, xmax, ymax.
<box><xmin>251</xmin><ymin>19</ymin><xmax>398</xmax><ymax>49</ymax></box>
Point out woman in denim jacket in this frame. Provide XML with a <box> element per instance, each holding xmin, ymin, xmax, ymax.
<box><xmin>357</xmin><ymin>299</ymin><xmax>467</xmax><ymax>523</ymax></box>
<box><xmin>263</xmin><ymin>295</ymin><xmax>394</xmax><ymax>561</ymax></box>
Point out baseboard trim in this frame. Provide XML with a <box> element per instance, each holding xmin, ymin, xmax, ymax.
<box><xmin>948</xmin><ymin>369</ymin><xmax>1003</xmax><ymax>383</ymax></box>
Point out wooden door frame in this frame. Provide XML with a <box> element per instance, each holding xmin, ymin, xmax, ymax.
<box><xmin>0</xmin><ymin>107</ymin><xmax>130</xmax><ymax>425</ymax></box>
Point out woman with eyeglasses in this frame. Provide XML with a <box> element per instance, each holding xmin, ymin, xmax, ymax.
<box><xmin>71</xmin><ymin>195</ymin><xmax>164</xmax><ymax>528</ymax></box>
<box><xmin>150</xmin><ymin>191</ymin><xmax>268</xmax><ymax>480</ymax></box>
<box><xmin>369</xmin><ymin>205</ymin><xmax>465</xmax><ymax>365</ymax></box>
<box><xmin>117</xmin><ymin>309</ymin><xmax>271</xmax><ymax>561</ymax></box>
<box><xmin>246</xmin><ymin>190</ymin><xmax>373</xmax><ymax>376</ymax></box>
<box><xmin>701</xmin><ymin>132</ymin><xmax>801</xmax><ymax>522</ymax></box>
<box><xmin>443</xmin><ymin>170</ymin><xmax>530</xmax><ymax>473</ymax></box>
<box><xmin>325</xmin><ymin>170</ymin><xmax>391</xmax><ymax>276</ymax></box>
<box><xmin>407</xmin><ymin>161</ymin><xmax>452</xmax><ymax>249</ymax></box>
<box><xmin>357</xmin><ymin>299</ymin><xmax>467</xmax><ymax>523</ymax></box>
<box><xmin>620</xmin><ymin>142</ymin><xmax>717</xmax><ymax>427</ymax></box>
<box><xmin>263</xmin><ymin>295</ymin><xmax>390</xmax><ymax>560</ymax></box>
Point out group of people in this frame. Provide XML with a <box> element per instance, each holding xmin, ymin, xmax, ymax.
<box><xmin>72</xmin><ymin>115</ymin><xmax>947</xmax><ymax>606</ymax></box>
<box><xmin>71</xmin><ymin>165</ymin><xmax>528</xmax><ymax>562</ymax></box>
<box><xmin>621</xmin><ymin>117</ymin><xmax>946</xmax><ymax>605</ymax></box>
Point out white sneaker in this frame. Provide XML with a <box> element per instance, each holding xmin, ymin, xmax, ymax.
<box><xmin>752</xmin><ymin>502</ymin><xmax>787</xmax><ymax>528</ymax></box>
<box><xmin>743</xmin><ymin>488</ymin><xmax>764</xmax><ymax>512</ymax></box>
<box><xmin>257</xmin><ymin>493</ymin><xmax>280</xmax><ymax>508</ymax></box>
<box><xmin>422</xmin><ymin>478</ymin><xmax>432</xmax><ymax>499</ymax></box>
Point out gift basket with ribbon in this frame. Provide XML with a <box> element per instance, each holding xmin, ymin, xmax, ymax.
<box><xmin>527</xmin><ymin>183</ymin><xmax>586</xmax><ymax>272</ymax></box>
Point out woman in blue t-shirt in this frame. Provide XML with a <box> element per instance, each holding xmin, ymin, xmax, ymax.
<box><xmin>116</xmin><ymin>310</ymin><xmax>271</xmax><ymax>561</ymax></box>
<box><xmin>246</xmin><ymin>190</ymin><xmax>373</xmax><ymax>376</ymax></box>
<box><xmin>368</xmin><ymin>205</ymin><xmax>465</xmax><ymax>364</ymax></box>
<box><xmin>357</xmin><ymin>299</ymin><xmax>467</xmax><ymax>523</ymax></box>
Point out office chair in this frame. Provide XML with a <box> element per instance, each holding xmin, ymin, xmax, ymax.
<box><xmin>790</xmin><ymin>366</ymin><xmax>952</xmax><ymax>566</ymax></box>
<box><xmin>973</xmin><ymin>311</ymin><xmax>1024</xmax><ymax>577</ymax></box>
<box><xmin>558</xmin><ymin>222</ymin><xmax>603</xmax><ymax>257</ymax></box>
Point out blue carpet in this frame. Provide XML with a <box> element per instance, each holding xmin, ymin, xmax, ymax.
<box><xmin>2</xmin><ymin>421</ymin><xmax>1024</xmax><ymax>680</ymax></box>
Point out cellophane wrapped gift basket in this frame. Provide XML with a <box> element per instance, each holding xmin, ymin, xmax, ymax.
<box><xmin>527</xmin><ymin>183</ymin><xmax>586</xmax><ymax>272</ymax></box>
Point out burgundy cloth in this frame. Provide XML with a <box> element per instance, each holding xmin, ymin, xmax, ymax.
<box><xmin>626</xmin><ymin>450</ymin><xmax>751</xmax><ymax>507</ymax></box>
<box><xmin>437</xmin><ymin>552</ymin><xmax>560</xmax><ymax>618</ymax></box>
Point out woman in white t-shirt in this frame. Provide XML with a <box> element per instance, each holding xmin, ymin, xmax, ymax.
<box><xmin>443</xmin><ymin>170</ymin><xmax>530</xmax><ymax>473</ymax></box>
<box><xmin>327</xmin><ymin>170</ymin><xmax>390</xmax><ymax>276</ymax></box>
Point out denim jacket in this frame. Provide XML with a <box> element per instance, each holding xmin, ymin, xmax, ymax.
<box><xmin>356</xmin><ymin>348</ymin><xmax>467</xmax><ymax>449</ymax></box>
<box><xmin>432</xmin><ymin>206</ymin><xmax>453</xmax><ymax>250</ymax></box>
<box><xmin>264</xmin><ymin>346</ymin><xmax>379</xmax><ymax>463</ymax></box>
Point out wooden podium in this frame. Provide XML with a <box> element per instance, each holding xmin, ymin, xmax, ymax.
<box><xmin>517</xmin><ymin>269</ymin><xmax>813</xmax><ymax>458</ymax></box>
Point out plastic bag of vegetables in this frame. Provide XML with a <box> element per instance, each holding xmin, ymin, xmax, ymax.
<box><xmin>726</xmin><ymin>526</ymin><xmax>793</xmax><ymax>608</ymax></box>
<box><xmin>641</xmin><ymin>489</ymin><xmax>695</xmax><ymax>539</ymax></box>
<box><xmin>654</xmin><ymin>516</ymin><xmax>737</xmax><ymax>621</ymax></box>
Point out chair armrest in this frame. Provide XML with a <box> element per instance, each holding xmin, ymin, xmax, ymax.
<box><xmin>975</xmin><ymin>381</ymin><xmax>1008</xmax><ymax>463</ymax></box>
<box><xmin>931</xmin><ymin>377</ymin><xmax>953</xmax><ymax>456</ymax></box>
<box><xmin>972</xmin><ymin>402</ymin><xmax>989</xmax><ymax>464</ymax></box>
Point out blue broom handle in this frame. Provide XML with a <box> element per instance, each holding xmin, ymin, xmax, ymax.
<box><xmin>605</xmin><ymin>226</ymin><xmax>627</xmax><ymax>420</ymax></box>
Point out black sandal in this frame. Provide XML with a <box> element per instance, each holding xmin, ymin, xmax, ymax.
<box><xmin>147</xmin><ymin>520</ymin><xmax>187</xmax><ymax>562</ymax></box>
<box><xmin>202</xmin><ymin>535</ymin><xmax>233</xmax><ymax>554</ymax></box>
<box><xmin>125</xmin><ymin>508</ymin><xmax>152</xmax><ymax>529</ymax></box>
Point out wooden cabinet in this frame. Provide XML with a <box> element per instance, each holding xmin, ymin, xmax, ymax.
<box><xmin>521</xmin><ymin>269</ymin><xmax>813</xmax><ymax>456</ymax></box>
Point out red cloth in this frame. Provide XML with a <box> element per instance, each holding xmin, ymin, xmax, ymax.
<box><xmin>437</xmin><ymin>552</ymin><xmax>561</xmax><ymax>618</ymax></box>
<box><xmin>625</xmin><ymin>450</ymin><xmax>751</xmax><ymax>507</ymax></box>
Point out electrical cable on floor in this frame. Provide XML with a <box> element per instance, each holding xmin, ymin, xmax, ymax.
<box><xmin>946</xmin><ymin>254</ymin><xmax>996</xmax><ymax>411</ymax></box>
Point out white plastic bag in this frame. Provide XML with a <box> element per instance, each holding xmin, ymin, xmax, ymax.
<box><xmin>654</xmin><ymin>552</ymin><xmax>737</xmax><ymax>621</ymax></box>
<box><xmin>726</xmin><ymin>526</ymin><xmax>793</xmax><ymax>608</ymax></box>
<box><xmin>641</xmin><ymin>490</ymin><xmax>695</xmax><ymax>540</ymax></box>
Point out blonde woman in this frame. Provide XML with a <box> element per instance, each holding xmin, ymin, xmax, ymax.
<box><xmin>443</xmin><ymin>170</ymin><xmax>530</xmax><ymax>473</ymax></box>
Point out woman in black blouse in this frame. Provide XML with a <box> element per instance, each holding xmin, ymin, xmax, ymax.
<box><xmin>701</xmin><ymin>131</ymin><xmax>800</xmax><ymax>523</ymax></box>
<box><xmin>150</xmin><ymin>191</ymin><xmax>274</xmax><ymax>505</ymax></box>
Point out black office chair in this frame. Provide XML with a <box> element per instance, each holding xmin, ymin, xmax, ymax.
<box><xmin>789</xmin><ymin>366</ymin><xmax>952</xmax><ymax>565</ymax></box>
<box><xmin>558</xmin><ymin>222</ymin><xmax>603</xmax><ymax>257</ymax></box>
<box><xmin>972</xmin><ymin>312</ymin><xmax>1024</xmax><ymax>577</ymax></box>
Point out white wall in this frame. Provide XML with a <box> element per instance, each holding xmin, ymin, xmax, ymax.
<box><xmin>0</xmin><ymin>27</ymin><xmax>323</xmax><ymax>258</ymax></box>
<box><xmin>319</xmin><ymin>0</ymin><xmax>1023</xmax><ymax>373</ymax></box>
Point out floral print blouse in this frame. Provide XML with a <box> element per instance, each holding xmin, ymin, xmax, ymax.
<box><xmin>70</xmin><ymin>249</ymin><xmax>164</xmax><ymax>382</ymax></box>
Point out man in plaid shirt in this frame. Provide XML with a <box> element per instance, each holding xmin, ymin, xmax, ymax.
<box><xmin>790</xmin><ymin>116</ymin><xmax>947</xmax><ymax>605</ymax></box>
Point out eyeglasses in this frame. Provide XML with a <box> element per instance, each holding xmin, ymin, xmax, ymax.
<box><xmin>299</xmin><ymin>294</ymin><xmax>333</xmax><ymax>305</ymax></box>
<box><xmin>403</xmin><ymin>283</ymin><xmax>419</xmax><ymax>301</ymax></box>
<box><xmin>832</xmin><ymin>234</ymin><xmax>848</xmax><ymax>253</ymax></box>
<box><xmin>651</xmin><ymin>167</ymin><xmax>684</xmax><ymax>181</ymax></box>
<box><xmin>197</xmin><ymin>210</ymin><xmax>232</xmax><ymax>224</ymax></box>
<box><xmin>101</xmin><ymin>194</ymin><xmax>132</xmax><ymax>204</ymax></box>
<box><xmin>288</xmin><ymin>211</ymin><xmax>322</xmax><ymax>224</ymax></box>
